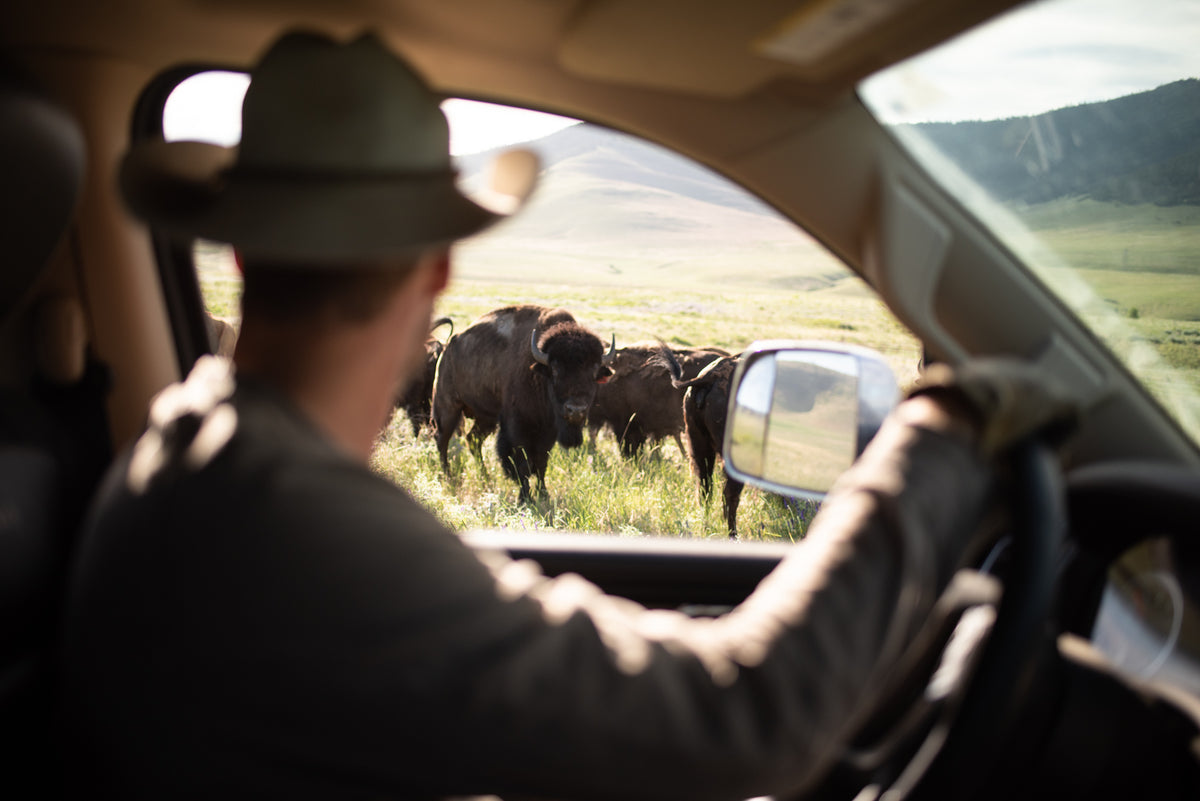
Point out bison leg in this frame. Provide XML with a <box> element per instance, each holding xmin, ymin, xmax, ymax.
<box><xmin>617</xmin><ymin>418</ymin><xmax>646</xmax><ymax>459</ymax></box>
<box><xmin>683</xmin><ymin>402</ymin><xmax>716</xmax><ymax>501</ymax></box>
<box><xmin>496</xmin><ymin>428</ymin><xmax>536</xmax><ymax>502</ymax></box>
<box><xmin>672</xmin><ymin>433</ymin><xmax>686</xmax><ymax>459</ymax></box>
<box><xmin>465</xmin><ymin>420</ymin><xmax>496</xmax><ymax>473</ymax></box>
<box><xmin>403</xmin><ymin>401</ymin><xmax>430</xmax><ymax>438</ymax></box>
<box><xmin>530</xmin><ymin>448</ymin><xmax>551</xmax><ymax>501</ymax></box>
<box><xmin>433</xmin><ymin>403</ymin><xmax>463</xmax><ymax>474</ymax></box>
<box><xmin>722</xmin><ymin>473</ymin><xmax>744</xmax><ymax>539</ymax></box>
<box><xmin>690</xmin><ymin>436</ymin><xmax>717</xmax><ymax>501</ymax></box>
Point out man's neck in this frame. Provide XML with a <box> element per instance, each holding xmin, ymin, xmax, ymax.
<box><xmin>231</xmin><ymin>251</ymin><xmax>447</xmax><ymax>462</ymax></box>
<box><xmin>234</xmin><ymin>329</ymin><xmax>396</xmax><ymax>460</ymax></box>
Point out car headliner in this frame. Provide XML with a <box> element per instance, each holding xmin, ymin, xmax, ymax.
<box><xmin>4</xmin><ymin>1</ymin><xmax>1025</xmax><ymax>99</ymax></box>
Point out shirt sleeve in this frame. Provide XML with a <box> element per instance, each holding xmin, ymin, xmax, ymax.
<box><xmin>251</xmin><ymin>413</ymin><xmax>994</xmax><ymax>801</ymax></box>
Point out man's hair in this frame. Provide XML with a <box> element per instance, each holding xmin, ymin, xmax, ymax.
<box><xmin>239</xmin><ymin>256</ymin><xmax>422</xmax><ymax>325</ymax></box>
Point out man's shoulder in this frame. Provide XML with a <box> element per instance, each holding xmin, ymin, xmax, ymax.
<box><xmin>88</xmin><ymin>376</ymin><xmax>449</xmax><ymax>545</ymax></box>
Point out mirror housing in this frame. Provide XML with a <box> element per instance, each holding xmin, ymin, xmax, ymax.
<box><xmin>723</xmin><ymin>341</ymin><xmax>900</xmax><ymax>500</ymax></box>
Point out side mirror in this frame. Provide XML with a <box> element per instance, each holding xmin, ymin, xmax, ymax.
<box><xmin>723</xmin><ymin>341</ymin><xmax>900</xmax><ymax>500</ymax></box>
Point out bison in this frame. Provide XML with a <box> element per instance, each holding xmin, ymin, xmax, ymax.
<box><xmin>432</xmin><ymin>305</ymin><xmax>615</xmax><ymax>502</ymax></box>
<box><xmin>656</xmin><ymin>343</ymin><xmax>743</xmax><ymax>537</ymax></box>
<box><xmin>587</xmin><ymin>342</ymin><xmax>729</xmax><ymax>458</ymax></box>
<box><xmin>394</xmin><ymin>315</ymin><xmax>453</xmax><ymax>437</ymax></box>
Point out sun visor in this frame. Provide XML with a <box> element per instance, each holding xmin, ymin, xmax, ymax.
<box><xmin>558</xmin><ymin>0</ymin><xmax>1028</xmax><ymax>96</ymax></box>
<box><xmin>557</xmin><ymin>0</ymin><xmax>789</xmax><ymax>98</ymax></box>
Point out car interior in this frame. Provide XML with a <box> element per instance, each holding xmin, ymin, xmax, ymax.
<box><xmin>2</xmin><ymin>0</ymin><xmax>1199</xmax><ymax>797</ymax></box>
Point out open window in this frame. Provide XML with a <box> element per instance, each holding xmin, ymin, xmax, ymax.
<box><xmin>152</xmin><ymin>70</ymin><xmax>922</xmax><ymax>540</ymax></box>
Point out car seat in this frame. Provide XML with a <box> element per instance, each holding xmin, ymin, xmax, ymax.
<box><xmin>0</xmin><ymin>54</ymin><xmax>109</xmax><ymax>788</ymax></box>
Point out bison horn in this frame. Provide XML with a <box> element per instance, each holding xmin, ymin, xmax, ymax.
<box><xmin>603</xmin><ymin>333</ymin><xmax>616</xmax><ymax>364</ymax></box>
<box><xmin>530</xmin><ymin>329</ymin><xmax>550</xmax><ymax>365</ymax></box>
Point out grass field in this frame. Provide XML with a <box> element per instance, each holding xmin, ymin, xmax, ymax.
<box><xmin>196</xmin><ymin>195</ymin><xmax>1200</xmax><ymax>541</ymax></box>
<box><xmin>196</xmin><ymin>236</ymin><xmax>915</xmax><ymax>542</ymax></box>
<box><xmin>1006</xmin><ymin>200</ymin><xmax>1200</xmax><ymax>437</ymax></box>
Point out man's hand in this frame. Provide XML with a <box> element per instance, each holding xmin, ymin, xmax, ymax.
<box><xmin>908</xmin><ymin>359</ymin><xmax>1080</xmax><ymax>456</ymax></box>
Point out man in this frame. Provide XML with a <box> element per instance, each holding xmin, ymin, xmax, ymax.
<box><xmin>58</xmin><ymin>30</ymin><xmax>1075</xmax><ymax>801</ymax></box>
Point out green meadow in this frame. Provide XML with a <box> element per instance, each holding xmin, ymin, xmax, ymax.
<box><xmin>196</xmin><ymin>235</ymin><xmax>917</xmax><ymax>541</ymax></box>
<box><xmin>372</xmin><ymin>265</ymin><xmax>910</xmax><ymax>542</ymax></box>
<box><xmin>197</xmin><ymin>196</ymin><xmax>1200</xmax><ymax>541</ymax></box>
<box><xmin>1009</xmin><ymin>200</ymin><xmax>1200</xmax><ymax>436</ymax></box>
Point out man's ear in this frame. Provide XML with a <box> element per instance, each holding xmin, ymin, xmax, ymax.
<box><xmin>423</xmin><ymin>247</ymin><xmax>451</xmax><ymax>294</ymax></box>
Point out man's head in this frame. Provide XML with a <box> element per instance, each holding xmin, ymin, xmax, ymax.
<box><xmin>119</xmin><ymin>29</ymin><xmax>538</xmax><ymax>262</ymax></box>
<box><xmin>238</xmin><ymin>255</ymin><xmax>427</xmax><ymax>327</ymax></box>
<box><xmin>118</xmin><ymin>26</ymin><xmax>539</xmax><ymax>367</ymax></box>
<box><xmin>117</xmin><ymin>30</ymin><xmax>536</xmax><ymax>454</ymax></box>
<box><xmin>233</xmin><ymin>247</ymin><xmax>451</xmax><ymax>431</ymax></box>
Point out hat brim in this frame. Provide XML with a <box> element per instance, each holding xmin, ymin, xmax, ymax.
<box><xmin>120</xmin><ymin>140</ymin><xmax>537</xmax><ymax>263</ymax></box>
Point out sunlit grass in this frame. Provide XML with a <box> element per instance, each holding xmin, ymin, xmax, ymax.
<box><xmin>369</xmin><ymin>410</ymin><xmax>820</xmax><ymax>541</ymax></box>
<box><xmin>196</xmin><ymin>241</ymin><xmax>901</xmax><ymax>541</ymax></box>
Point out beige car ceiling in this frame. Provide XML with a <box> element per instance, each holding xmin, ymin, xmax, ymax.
<box><xmin>2</xmin><ymin>0</ymin><xmax>1026</xmax><ymax>101</ymax></box>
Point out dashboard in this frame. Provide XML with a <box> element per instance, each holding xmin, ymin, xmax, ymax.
<box><xmin>1092</xmin><ymin>537</ymin><xmax>1200</xmax><ymax>698</ymax></box>
<box><xmin>1066</xmin><ymin>462</ymin><xmax>1200</xmax><ymax>705</ymax></box>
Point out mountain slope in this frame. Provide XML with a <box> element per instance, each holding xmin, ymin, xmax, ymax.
<box><xmin>457</xmin><ymin>123</ymin><xmax>781</xmax><ymax>217</ymax></box>
<box><xmin>910</xmin><ymin>79</ymin><xmax>1200</xmax><ymax>206</ymax></box>
<box><xmin>454</xmin><ymin>122</ymin><xmax>831</xmax><ymax>287</ymax></box>
<box><xmin>448</xmin><ymin>79</ymin><xmax>1199</xmax><ymax>291</ymax></box>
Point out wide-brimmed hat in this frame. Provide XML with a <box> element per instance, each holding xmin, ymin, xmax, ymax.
<box><xmin>120</xmin><ymin>30</ymin><xmax>539</xmax><ymax>263</ymax></box>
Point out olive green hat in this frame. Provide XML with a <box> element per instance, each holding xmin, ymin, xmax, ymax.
<box><xmin>120</xmin><ymin>30</ymin><xmax>538</xmax><ymax>263</ymax></box>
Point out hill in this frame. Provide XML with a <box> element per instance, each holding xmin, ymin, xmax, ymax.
<box><xmin>909</xmin><ymin>79</ymin><xmax>1200</xmax><ymax>206</ymax></box>
<box><xmin>454</xmin><ymin>123</ymin><xmax>840</xmax><ymax>288</ymax></box>
<box><xmin>457</xmin><ymin>123</ymin><xmax>773</xmax><ymax>215</ymax></box>
<box><xmin>453</xmin><ymin>79</ymin><xmax>1200</xmax><ymax>269</ymax></box>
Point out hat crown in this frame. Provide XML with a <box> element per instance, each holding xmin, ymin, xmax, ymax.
<box><xmin>238</xmin><ymin>32</ymin><xmax>450</xmax><ymax>176</ymax></box>
<box><xmin>118</xmin><ymin>28</ymin><xmax>539</xmax><ymax>262</ymax></box>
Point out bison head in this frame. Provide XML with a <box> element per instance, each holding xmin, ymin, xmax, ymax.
<box><xmin>531</xmin><ymin>324</ymin><xmax>615</xmax><ymax>445</ymax></box>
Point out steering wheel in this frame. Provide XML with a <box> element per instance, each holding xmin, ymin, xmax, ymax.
<box><xmin>806</xmin><ymin>438</ymin><xmax>1067</xmax><ymax>801</ymax></box>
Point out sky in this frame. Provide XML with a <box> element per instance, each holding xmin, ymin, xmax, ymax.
<box><xmin>164</xmin><ymin>0</ymin><xmax>1200</xmax><ymax>142</ymax></box>
<box><xmin>163</xmin><ymin>74</ymin><xmax>578</xmax><ymax>155</ymax></box>
<box><xmin>859</xmin><ymin>0</ymin><xmax>1200</xmax><ymax>124</ymax></box>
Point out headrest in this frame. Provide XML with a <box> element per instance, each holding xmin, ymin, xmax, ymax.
<box><xmin>0</xmin><ymin>58</ymin><xmax>86</xmax><ymax>323</ymax></box>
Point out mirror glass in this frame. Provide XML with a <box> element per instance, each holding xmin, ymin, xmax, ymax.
<box><xmin>766</xmin><ymin>351</ymin><xmax>859</xmax><ymax>491</ymax></box>
<box><xmin>726</xmin><ymin>344</ymin><xmax>898</xmax><ymax>499</ymax></box>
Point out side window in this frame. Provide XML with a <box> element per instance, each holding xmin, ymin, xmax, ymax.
<box><xmin>162</xmin><ymin>71</ymin><xmax>248</xmax><ymax>355</ymax></box>
<box><xmin>162</xmin><ymin>72</ymin><xmax>921</xmax><ymax>540</ymax></box>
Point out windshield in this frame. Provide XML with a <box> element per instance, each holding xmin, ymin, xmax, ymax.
<box><xmin>859</xmin><ymin>0</ymin><xmax>1200</xmax><ymax>446</ymax></box>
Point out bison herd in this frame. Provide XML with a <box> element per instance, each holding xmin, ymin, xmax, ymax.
<box><xmin>396</xmin><ymin>303</ymin><xmax>753</xmax><ymax>536</ymax></box>
<box><xmin>206</xmin><ymin>302</ymin><xmax>765</xmax><ymax>535</ymax></box>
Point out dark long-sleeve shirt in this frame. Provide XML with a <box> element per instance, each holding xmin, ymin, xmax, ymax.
<box><xmin>58</xmin><ymin>369</ymin><xmax>993</xmax><ymax>801</ymax></box>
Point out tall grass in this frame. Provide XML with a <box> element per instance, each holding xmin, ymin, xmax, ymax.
<box><xmin>195</xmin><ymin>241</ymin><xmax>898</xmax><ymax>541</ymax></box>
<box><xmin>369</xmin><ymin>410</ymin><xmax>820</xmax><ymax>542</ymax></box>
<box><xmin>349</xmin><ymin>266</ymin><xmax>911</xmax><ymax>542</ymax></box>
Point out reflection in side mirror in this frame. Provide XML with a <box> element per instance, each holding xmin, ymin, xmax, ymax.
<box><xmin>724</xmin><ymin>342</ymin><xmax>899</xmax><ymax>500</ymax></box>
